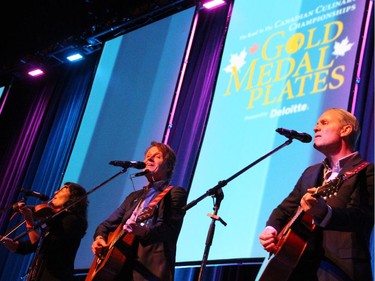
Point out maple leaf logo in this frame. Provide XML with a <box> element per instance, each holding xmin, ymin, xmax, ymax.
<box><xmin>224</xmin><ymin>48</ymin><xmax>247</xmax><ymax>73</ymax></box>
<box><xmin>332</xmin><ymin>36</ymin><xmax>354</xmax><ymax>58</ymax></box>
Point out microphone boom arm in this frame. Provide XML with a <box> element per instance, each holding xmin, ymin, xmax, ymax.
<box><xmin>183</xmin><ymin>138</ymin><xmax>293</xmax><ymax>211</ymax></box>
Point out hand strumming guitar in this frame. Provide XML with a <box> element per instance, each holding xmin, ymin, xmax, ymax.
<box><xmin>91</xmin><ymin>236</ymin><xmax>108</xmax><ymax>256</ymax></box>
<box><xmin>259</xmin><ymin>226</ymin><xmax>278</xmax><ymax>253</ymax></box>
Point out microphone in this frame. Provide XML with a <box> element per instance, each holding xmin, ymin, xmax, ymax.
<box><xmin>109</xmin><ymin>160</ymin><xmax>146</xmax><ymax>169</ymax></box>
<box><xmin>20</xmin><ymin>189</ymin><xmax>49</xmax><ymax>201</ymax></box>
<box><xmin>276</xmin><ymin>128</ymin><xmax>312</xmax><ymax>143</ymax></box>
<box><xmin>133</xmin><ymin>169</ymin><xmax>150</xmax><ymax>177</ymax></box>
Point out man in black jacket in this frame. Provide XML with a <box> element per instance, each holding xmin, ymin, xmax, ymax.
<box><xmin>259</xmin><ymin>108</ymin><xmax>374</xmax><ymax>281</ymax></box>
<box><xmin>90</xmin><ymin>141</ymin><xmax>187</xmax><ymax>281</ymax></box>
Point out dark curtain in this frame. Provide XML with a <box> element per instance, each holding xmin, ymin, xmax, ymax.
<box><xmin>169</xmin><ymin>1</ymin><xmax>234</xmax><ymax>190</ymax></box>
<box><xmin>0</xmin><ymin>53</ymin><xmax>100</xmax><ymax>281</ymax></box>
<box><xmin>353</xmin><ymin>4</ymin><xmax>374</xmax><ymax>276</ymax></box>
<box><xmin>167</xmin><ymin>3</ymin><xmax>236</xmax><ymax>279</ymax></box>
<box><xmin>354</xmin><ymin>4</ymin><xmax>374</xmax><ymax>163</ymax></box>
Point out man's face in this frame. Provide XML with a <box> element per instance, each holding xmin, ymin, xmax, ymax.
<box><xmin>144</xmin><ymin>146</ymin><xmax>168</xmax><ymax>181</ymax></box>
<box><xmin>313</xmin><ymin>110</ymin><xmax>346</xmax><ymax>154</ymax></box>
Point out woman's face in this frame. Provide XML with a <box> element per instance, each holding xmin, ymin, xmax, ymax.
<box><xmin>50</xmin><ymin>185</ymin><xmax>71</xmax><ymax>210</ymax></box>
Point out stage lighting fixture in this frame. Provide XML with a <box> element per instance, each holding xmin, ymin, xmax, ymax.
<box><xmin>67</xmin><ymin>53</ymin><xmax>83</xmax><ymax>62</ymax></box>
<box><xmin>202</xmin><ymin>0</ymin><xmax>226</xmax><ymax>9</ymax></box>
<box><xmin>27</xmin><ymin>68</ymin><xmax>44</xmax><ymax>77</ymax></box>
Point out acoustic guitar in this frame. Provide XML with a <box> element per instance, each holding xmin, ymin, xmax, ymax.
<box><xmin>256</xmin><ymin>176</ymin><xmax>344</xmax><ymax>281</ymax></box>
<box><xmin>85</xmin><ymin>206</ymin><xmax>155</xmax><ymax>281</ymax></box>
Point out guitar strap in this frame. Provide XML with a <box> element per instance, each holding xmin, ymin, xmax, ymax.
<box><xmin>146</xmin><ymin>185</ymin><xmax>174</xmax><ymax>208</ymax></box>
<box><xmin>343</xmin><ymin>161</ymin><xmax>370</xmax><ymax>179</ymax></box>
<box><xmin>128</xmin><ymin>186</ymin><xmax>174</xmax><ymax>224</ymax></box>
<box><xmin>135</xmin><ymin>186</ymin><xmax>173</xmax><ymax>219</ymax></box>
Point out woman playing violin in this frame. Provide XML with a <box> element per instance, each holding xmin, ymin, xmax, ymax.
<box><xmin>1</xmin><ymin>182</ymin><xmax>88</xmax><ymax>281</ymax></box>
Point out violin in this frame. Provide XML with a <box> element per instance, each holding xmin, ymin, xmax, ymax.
<box><xmin>13</xmin><ymin>203</ymin><xmax>55</xmax><ymax>220</ymax></box>
<box><xmin>31</xmin><ymin>204</ymin><xmax>55</xmax><ymax>220</ymax></box>
<box><xmin>1</xmin><ymin>203</ymin><xmax>56</xmax><ymax>241</ymax></box>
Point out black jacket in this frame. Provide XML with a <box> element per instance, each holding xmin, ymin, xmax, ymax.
<box><xmin>94</xmin><ymin>184</ymin><xmax>187</xmax><ymax>281</ymax></box>
<box><xmin>17</xmin><ymin>211</ymin><xmax>87</xmax><ymax>281</ymax></box>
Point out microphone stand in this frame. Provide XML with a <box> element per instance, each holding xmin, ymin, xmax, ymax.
<box><xmin>11</xmin><ymin>167</ymin><xmax>129</xmax><ymax>242</ymax></box>
<box><xmin>183</xmin><ymin>139</ymin><xmax>293</xmax><ymax>281</ymax></box>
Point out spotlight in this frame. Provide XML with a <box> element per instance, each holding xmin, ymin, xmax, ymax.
<box><xmin>67</xmin><ymin>53</ymin><xmax>83</xmax><ymax>62</ymax></box>
<box><xmin>27</xmin><ymin>68</ymin><xmax>44</xmax><ymax>77</ymax></box>
<box><xmin>202</xmin><ymin>0</ymin><xmax>226</xmax><ymax>9</ymax></box>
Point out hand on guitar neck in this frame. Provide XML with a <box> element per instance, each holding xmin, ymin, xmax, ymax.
<box><xmin>123</xmin><ymin>218</ymin><xmax>149</xmax><ymax>237</ymax></box>
<box><xmin>300</xmin><ymin>187</ymin><xmax>329</xmax><ymax>222</ymax></box>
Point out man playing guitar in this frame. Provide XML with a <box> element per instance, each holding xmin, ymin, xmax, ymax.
<box><xmin>88</xmin><ymin>141</ymin><xmax>187</xmax><ymax>281</ymax></box>
<box><xmin>258</xmin><ymin>108</ymin><xmax>374</xmax><ymax>281</ymax></box>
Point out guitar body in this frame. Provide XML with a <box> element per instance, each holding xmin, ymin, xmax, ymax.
<box><xmin>86</xmin><ymin>225</ymin><xmax>135</xmax><ymax>281</ymax></box>
<box><xmin>257</xmin><ymin>213</ymin><xmax>314</xmax><ymax>281</ymax></box>
<box><xmin>256</xmin><ymin>176</ymin><xmax>344</xmax><ymax>281</ymax></box>
<box><xmin>86</xmin><ymin>206</ymin><xmax>155</xmax><ymax>281</ymax></box>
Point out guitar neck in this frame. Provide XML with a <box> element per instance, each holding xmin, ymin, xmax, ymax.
<box><xmin>279</xmin><ymin>206</ymin><xmax>304</xmax><ymax>236</ymax></box>
<box><xmin>281</xmin><ymin>175</ymin><xmax>345</xmax><ymax>235</ymax></box>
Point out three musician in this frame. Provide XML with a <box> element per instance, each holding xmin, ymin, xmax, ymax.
<box><xmin>2</xmin><ymin>109</ymin><xmax>373</xmax><ymax>281</ymax></box>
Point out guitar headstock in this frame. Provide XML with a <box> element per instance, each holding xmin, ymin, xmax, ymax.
<box><xmin>315</xmin><ymin>175</ymin><xmax>344</xmax><ymax>200</ymax></box>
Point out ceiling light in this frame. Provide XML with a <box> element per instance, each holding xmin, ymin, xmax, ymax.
<box><xmin>67</xmin><ymin>53</ymin><xmax>83</xmax><ymax>62</ymax></box>
<box><xmin>202</xmin><ymin>0</ymin><xmax>226</xmax><ymax>9</ymax></box>
<box><xmin>27</xmin><ymin>69</ymin><xmax>44</xmax><ymax>77</ymax></box>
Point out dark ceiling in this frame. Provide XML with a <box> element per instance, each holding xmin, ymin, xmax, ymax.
<box><xmin>0</xmin><ymin>0</ymin><xmax>195</xmax><ymax>84</ymax></box>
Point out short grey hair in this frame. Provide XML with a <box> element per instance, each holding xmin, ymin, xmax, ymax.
<box><xmin>327</xmin><ymin>108</ymin><xmax>360</xmax><ymax>149</ymax></box>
